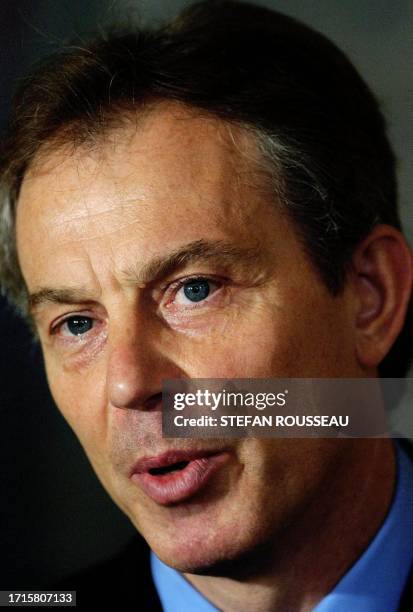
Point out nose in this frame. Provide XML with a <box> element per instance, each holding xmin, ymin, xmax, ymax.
<box><xmin>106</xmin><ymin>325</ymin><xmax>183</xmax><ymax>410</ymax></box>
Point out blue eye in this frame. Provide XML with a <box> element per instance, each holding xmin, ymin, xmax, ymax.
<box><xmin>65</xmin><ymin>316</ymin><xmax>93</xmax><ymax>336</ymax></box>
<box><xmin>183</xmin><ymin>279</ymin><xmax>210</xmax><ymax>302</ymax></box>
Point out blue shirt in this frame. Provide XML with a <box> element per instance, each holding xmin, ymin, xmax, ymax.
<box><xmin>151</xmin><ymin>441</ymin><xmax>413</xmax><ymax>612</ymax></box>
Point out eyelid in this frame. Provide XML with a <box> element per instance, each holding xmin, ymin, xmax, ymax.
<box><xmin>167</xmin><ymin>273</ymin><xmax>225</xmax><ymax>289</ymax></box>
<box><xmin>50</xmin><ymin>311</ymin><xmax>96</xmax><ymax>336</ymax></box>
<box><xmin>160</xmin><ymin>275</ymin><xmax>224</xmax><ymax>307</ymax></box>
<box><xmin>158</xmin><ymin>273</ymin><xmax>215</xmax><ymax>292</ymax></box>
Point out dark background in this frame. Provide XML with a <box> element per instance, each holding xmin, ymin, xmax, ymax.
<box><xmin>1</xmin><ymin>0</ymin><xmax>412</xmax><ymax>588</ymax></box>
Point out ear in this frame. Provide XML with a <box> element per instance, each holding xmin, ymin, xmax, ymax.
<box><xmin>350</xmin><ymin>224</ymin><xmax>413</xmax><ymax>369</ymax></box>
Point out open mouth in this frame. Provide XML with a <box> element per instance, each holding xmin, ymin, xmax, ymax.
<box><xmin>130</xmin><ymin>451</ymin><xmax>230</xmax><ymax>505</ymax></box>
<box><xmin>148</xmin><ymin>460</ymin><xmax>190</xmax><ymax>476</ymax></box>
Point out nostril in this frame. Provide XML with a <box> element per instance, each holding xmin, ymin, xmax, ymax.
<box><xmin>110</xmin><ymin>388</ymin><xmax>163</xmax><ymax>411</ymax></box>
<box><xmin>144</xmin><ymin>392</ymin><xmax>163</xmax><ymax>411</ymax></box>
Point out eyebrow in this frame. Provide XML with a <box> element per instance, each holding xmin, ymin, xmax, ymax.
<box><xmin>28</xmin><ymin>239</ymin><xmax>264</xmax><ymax>314</ymax></box>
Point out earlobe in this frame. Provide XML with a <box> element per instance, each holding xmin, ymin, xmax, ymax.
<box><xmin>351</xmin><ymin>225</ymin><xmax>413</xmax><ymax>369</ymax></box>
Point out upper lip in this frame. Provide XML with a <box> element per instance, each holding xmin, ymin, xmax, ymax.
<box><xmin>130</xmin><ymin>449</ymin><xmax>223</xmax><ymax>476</ymax></box>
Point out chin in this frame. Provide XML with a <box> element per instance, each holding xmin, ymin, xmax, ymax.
<box><xmin>134</xmin><ymin>511</ymin><xmax>277</xmax><ymax>579</ymax></box>
<box><xmin>155</xmin><ymin>535</ymin><xmax>276</xmax><ymax>579</ymax></box>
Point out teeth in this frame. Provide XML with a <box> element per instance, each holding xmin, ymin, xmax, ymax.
<box><xmin>149</xmin><ymin>460</ymin><xmax>190</xmax><ymax>476</ymax></box>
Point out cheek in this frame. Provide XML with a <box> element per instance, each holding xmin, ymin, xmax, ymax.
<box><xmin>236</xmin><ymin>439</ymin><xmax>346</xmax><ymax>520</ymax></box>
<box><xmin>202</xmin><ymin>300</ymin><xmax>352</xmax><ymax>378</ymax></box>
<box><xmin>45</xmin><ymin>359</ymin><xmax>108</xmax><ymax>453</ymax></box>
<box><xmin>175</xmin><ymin>327</ymin><xmax>281</xmax><ymax>378</ymax></box>
<box><xmin>178</xmin><ymin>303</ymin><xmax>319</xmax><ymax>378</ymax></box>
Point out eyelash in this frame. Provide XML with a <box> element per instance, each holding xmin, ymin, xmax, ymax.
<box><xmin>50</xmin><ymin>313</ymin><xmax>96</xmax><ymax>338</ymax></box>
<box><xmin>50</xmin><ymin>275</ymin><xmax>224</xmax><ymax>338</ymax></box>
<box><xmin>161</xmin><ymin>275</ymin><xmax>222</xmax><ymax>308</ymax></box>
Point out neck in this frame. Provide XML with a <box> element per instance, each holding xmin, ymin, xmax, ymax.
<box><xmin>184</xmin><ymin>438</ymin><xmax>396</xmax><ymax>612</ymax></box>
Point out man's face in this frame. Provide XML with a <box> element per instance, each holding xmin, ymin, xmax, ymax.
<box><xmin>16</xmin><ymin>105</ymin><xmax>361</xmax><ymax>572</ymax></box>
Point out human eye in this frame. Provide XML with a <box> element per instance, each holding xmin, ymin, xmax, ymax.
<box><xmin>51</xmin><ymin>314</ymin><xmax>95</xmax><ymax>338</ymax></box>
<box><xmin>176</xmin><ymin>278</ymin><xmax>216</xmax><ymax>304</ymax></box>
<box><xmin>162</xmin><ymin>276</ymin><xmax>223</xmax><ymax>310</ymax></box>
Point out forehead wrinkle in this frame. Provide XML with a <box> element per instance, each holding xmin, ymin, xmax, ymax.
<box><xmin>28</xmin><ymin>286</ymin><xmax>95</xmax><ymax>313</ymax></box>
<box><xmin>120</xmin><ymin>239</ymin><xmax>265</xmax><ymax>286</ymax></box>
<box><xmin>47</xmin><ymin>198</ymin><xmax>146</xmax><ymax>229</ymax></box>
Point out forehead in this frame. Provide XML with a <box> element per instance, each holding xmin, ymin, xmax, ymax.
<box><xmin>19</xmin><ymin>103</ymin><xmax>265</xmax><ymax>214</ymax></box>
<box><xmin>15</xmin><ymin>104</ymin><xmax>282</xmax><ymax>292</ymax></box>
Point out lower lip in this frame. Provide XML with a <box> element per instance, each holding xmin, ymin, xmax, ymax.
<box><xmin>131</xmin><ymin>453</ymin><xmax>229</xmax><ymax>505</ymax></box>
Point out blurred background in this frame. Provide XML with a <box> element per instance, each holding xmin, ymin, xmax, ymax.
<box><xmin>1</xmin><ymin>0</ymin><xmax>412</xmax><ymax>588</ymax></box>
